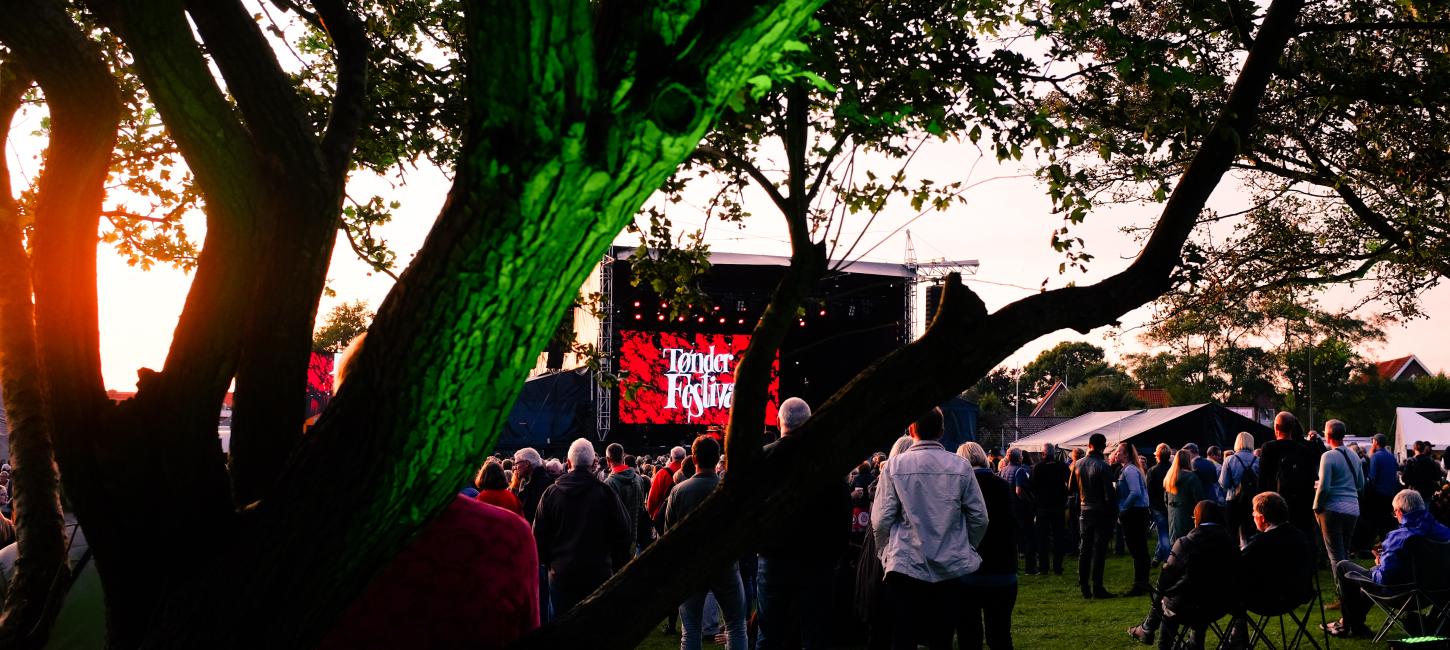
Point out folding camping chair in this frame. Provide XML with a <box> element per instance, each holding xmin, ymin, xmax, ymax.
<box><xmin>1346</xmin><ymin>536</ymin><xmax>1450</xmax><ymax>642</ymax></box>
<box><xmin>1241</xmin><ymin>565</ymin><xmax>1330</xmax><ymax>650</ymax></box>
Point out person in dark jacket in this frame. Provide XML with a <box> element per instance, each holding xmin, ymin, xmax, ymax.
<box><xmin>1147</xmin><ymin>444</ymin><xmax>1173</xmax><ymax>563</ymax></box>
<box><xmin>1128</xmin><ymin>501</ymin><xmax>1239</xmax><ymax>649</ymax></box>
<box><xmin>1031</xmin><ymin>443</ymin><xmax>1071</xmax><ymax>576</ymax></box>
<box><xmin>532</xmin><ymin>438</ymin><xmax>632</xmax><ymax>615</ymax></box>
<box><xmin>603</xmin><ymin>443</ymin><xmax>646</xmax><ymax>556</ymax></box>
<box><xmin>999</xmin><ymin>448</ymin><xmax>1037</xmax><ymax>575</ymax></box>
<box><xmin>957</xmin><ymin>442</ymin><xmax>1018</xmax><ymax>650</ymax></box>
<box><xmin>1258</xmin><ymin>412</ymin><xmax>1321</xmax><ymax>545</ymax></box>
<box><xmin>1240</xmin><ymin>492</ymin><xmax>1314</xmax><ymax>615</ymax></box>
<box><xmin>1072</xmin><ymin>433</ymin><xmax>1118</xmax><ymax>599</ymax></box>
<box><xmin>756</xmin><ymin>398</ymin><xmax>851</xmax><ymax>650</ymax></box>
<box><xmin>1403</xmin><ymin>440</ymin><xmax>1447</xmax><ymax>504</ymax></box>
<box><xmin>512</xmin><ymin>447</ymin><xmax>555</xmax><ymax>526</ymax></box>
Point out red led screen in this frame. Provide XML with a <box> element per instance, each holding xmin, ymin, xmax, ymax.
<box><xmin>618</xmin><ymin>331</ymin><xmax>779</xmax><ymax>426</ymax></box>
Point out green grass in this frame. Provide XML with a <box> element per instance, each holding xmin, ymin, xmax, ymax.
<box><xmin>636</xmin><ymin>552</ymin><xmax>1397</xmax><ymax>649</ymax></box>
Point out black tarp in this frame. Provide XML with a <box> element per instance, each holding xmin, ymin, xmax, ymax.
<box><xmin>499</xmin><ymin>368</ymin><xmax>594</xmax><ymax>452</ymax></box>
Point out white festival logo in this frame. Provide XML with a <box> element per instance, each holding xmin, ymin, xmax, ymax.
<box><xmin>661</xmin><ymin>345</ymin><xmax>736</xmax><ymax>421</ymax></box>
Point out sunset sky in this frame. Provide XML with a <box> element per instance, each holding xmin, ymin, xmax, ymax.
<box><xmin>7</xmin><ymin>95</ymin><xmax>1446</xmax><ymax>394</ymax></box>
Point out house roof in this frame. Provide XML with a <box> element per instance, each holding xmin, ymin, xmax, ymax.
<box><xmin>1030</xmin><ymin>381</ymin><xmax>1067</xmax><ymax>417</ymax></box>
<box><xmin>1134</xmin><ymin>388</ymin><xmax>1172</xmax><ymax>409</ymax></box>
<box><xmin>1374</xmin><ymin>355</ymin><xmax>1431</xmax><ymax>381</ymax></box>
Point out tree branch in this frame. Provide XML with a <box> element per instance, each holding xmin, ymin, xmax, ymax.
<box><xmin>311</xmin><ymin>0</ymin><xmax>369</xmax><ymax>174</ymax></box>
<box><xmin>695</xmin><ymin>143</ymin><xmax>793</xmax><ymax>217</ymax></box>
<box><xmin>1298</xmin><ymin>20</ymin><xmax>1450</xmax><ymax>34</ymax></box>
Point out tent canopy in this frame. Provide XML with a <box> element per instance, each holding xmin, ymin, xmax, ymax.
<box><xmin>1393</xmin><ymin>407</ymin><xmax>1450</xmax><ymax>460</ymax></box>
<box><xmin>1009</xmin><ymin>404</ymin><xmax>1271</xmax><ymax>454</ymax></box>
<box><xmin>499</xmin><ymin>368</ymin><xmax>594</xmax><ymax>452</ymax></box>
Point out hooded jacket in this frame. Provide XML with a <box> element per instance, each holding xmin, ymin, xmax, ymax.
<box><xmin>533</xmin><ymin>468</ymin><xmax>632</xmax><ymax>594</ymax></box>
<box><xmin>1374</xmin><ymin>507</ymin><xmax>1450</xmax><ymax>585</ymax></box>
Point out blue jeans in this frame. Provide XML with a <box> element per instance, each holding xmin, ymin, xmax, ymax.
<box><xmin>681</xmin><ymin>564</ymin><xmax>747</xmax><ymax>650</ymax></box>
<box><xmin>1150</xmin><ymin>509</ymin><xmax>1171</xmax><ymax>563</ymax></box>
<box><xmin>756</xmin><ymin>554</ymin><xmax>834</xmax><ymax>650</ymax></box>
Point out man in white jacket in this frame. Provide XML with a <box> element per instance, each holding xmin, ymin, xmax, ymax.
<box><xmin>872</xmin><ymin>407</ymin><xmax>990</xmax><ymax>650</ymax></box>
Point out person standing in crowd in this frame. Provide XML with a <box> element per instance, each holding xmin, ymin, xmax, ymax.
<box><xmin>1314</xmin><ymin>420</ymin><xmax>1365</xmax><ymax>600</ymax></box>
<box><xmin>475</xmin><ymin>460</ymin><xmax>525</xmax><ymax>517</ymax></box>
<box><xmin>667</xmin><ymin>436</ymin><xmax>748</xmax><ymax>650</ymax></box>
<box><xmin>1366</xmin><ymin>433</ymin><xmax>1402</xmax><ymax>539</ymax></box>
<box><xmin>957</xmin><ymin>442</ymin><xmax>1017</xmax><ymax>650</ymax></box>
<box><xmin>1073</xmin><ymin>433</ymin><xmax>1118</xmax><ymax>600</ymax></box>
<box><xmin>1259</xmin><ymin>411</ymin><xmax>1321</xmax><ymax>543</ymax></box>
<box><xmin>319</xmin><ymin>334</ymin><xmax>539</xmax><ymax>648</ymax></box>
<box><xmin>1403</xmin><ymin>440</ymin><xmax>1447</xmax><ymax>503</ymax></box>
<box><xmin>873</xmin><ymin>408</ymin><xmax>989</xmax><ymax>650</ymax></box>
<box><xmin>648</xmin><ymin>446</ymin><xmax>686</xmax><ymax>635</ymax></box>
<box><xmin>1164</xmin><ymin>449</ymin><xmax>1204</xmax><ymax>543</ymax></box>
<box><xmin>1115</xmin><ymin>442</ymin><xmax>1151</xmax><ymax>596</ymax></box>
<box><xmin>856</xmin><ymin>435</ymin><xmax>917</xmax><ymax>650</ymax></box>
<box><xmin>757</xmin><ymin>398</ymin><xmax>851</xmax><ymax>650</ymax></box>
<box><xmin>1030</xmin><ymin>443</ymin><xmax>1070</xmax><ymax>576</ymax></box>
<box><xmin>1127</xmin><ymin>502</ymin><xmax>1238</xmax><ymax>649</ymax></box>
<box><xmin>999</xmin><ymin>448</ymin><xmax>1037</xmax><ymax>575</ymax></box>
<box><xmin>1219</xmin><ymin>432</ymin><xmax>1259</xmax><ymax>547</ymax></box>
<box><xmin>1147</xmin><ymin>443</ymin><xmax>1173</xmax><ymax>563</ymax></box>
<box><xmin>512</xmin><ymin>447</ymin><xmax>554</xmax><ymax>525</ymax></box>
<box><xmin>1326</xmin><ymin>489</ymin><xmax>1450</xmax><ymax>638</ymax></box>
<box><xmin>1067</xmin><ymin>447</ymin><xmax>1086</xmax><ymax>552</ymax></box>
<box><xmin>533</xmin><ymin>438</ymin><xmax>632</xmax><ymax>615</ymax></box>
<box><xmin>1185</xmin><ymin>444</ymin><xmax>1221</xmax><ymax>504</ymax></box>
<box><xmin>603</xmin><ymin>443</ymin><xmax>647</xmax><ymax>556</ymax></box>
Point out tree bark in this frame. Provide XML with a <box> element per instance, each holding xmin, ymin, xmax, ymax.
<box><xmin>0</xmin><ymin>0</ymin><xmax>124</xmax><ymax>643</ymax></box>
<box><xmin>518</xmin><ymin>0</ymin><xmax>1306</xmax><ymax>645</ymax></box>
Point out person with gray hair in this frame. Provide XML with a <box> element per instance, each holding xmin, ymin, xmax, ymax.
<box><xmin>757</xmin><ymin>398</ymin><xmax>851</xmax><ymax>650</ymax></box>
<box><xmin>956</xmin><ymin>440</ymin><xmax>1018</xmax><ymax>649</ymax></box>
<box><xmin>512</xmin><ymin>447</ymin><xmax>553</xmax><ymax>526</ymax></box>
<box><xmin>532</xmin><ymin>438</ymin><xmax>632</xmax><ymax>615</ymax></box>
<box><xmin>1326</xmin><ymin>488</ymin><xmax>1450</xmax><ymax>638</ymax></box>
<box><xmin>1314</xmin><ymin>419</ymin><xmax>1365</xmax><ymax>591</ymax></box>
<box><xmin>777</xmin><ymin>396</ymin><xmax>812</xmax><ymax>435</ymax></box>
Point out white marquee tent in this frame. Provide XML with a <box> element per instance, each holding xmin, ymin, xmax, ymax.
<box><xmin>1393</xmin><ymin>407</ymin><xmax>1450</xmax><ymax>459</ymax></box>
<box><xmin>1008</xmin><ymin>403</ymin><xmax>1269</xmax><ymax>453</ymax></box>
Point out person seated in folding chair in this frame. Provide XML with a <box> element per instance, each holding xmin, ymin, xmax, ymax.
<box><xmin>1128</xmin><ymin>501</ymin><xmax>1239</xmax><ymax>649</ymax></box>
<box><xmin>1326</xmin><ymin>488</ymin><xmax>1450</xmax><ymax>638</ymax></box>
<box><xmin>1231</xmin><ymin>491</ymin><xmax>1315</xmax><ymax>646</ymax></box>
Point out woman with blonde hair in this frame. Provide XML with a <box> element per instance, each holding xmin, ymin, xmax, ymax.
<box><xmin>1219</xmin><ymin>431</ymin><xmax>1259</xmax><ymax>546</ymax></box>
<box><xmin>1164</xmin><ymin>448</ymin><xmax>1205</xmax><ymax>542</ymax></box>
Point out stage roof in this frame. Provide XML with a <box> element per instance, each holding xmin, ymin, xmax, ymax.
<box><xmin>613</xmin><ymin>247</ymin><xmax>916</xmax><ymax>278</ymax></box>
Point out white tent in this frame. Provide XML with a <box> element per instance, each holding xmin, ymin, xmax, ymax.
<box><xmin>1392</xmin><ymin>407</ymin><xmax>1450</xmax><ymax>460</ymax></box>
<box><xmin>1008</xmin><ymin>404</ymin><xmax>1266</xmax><ymax>452</ymax></box>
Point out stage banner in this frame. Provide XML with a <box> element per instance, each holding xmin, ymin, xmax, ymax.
<box><xmin>306</xmin><ymin>351</ymin><xmax>335</xmax><ymax>421</ymax></box>
<box><xmin>618</xmin><ymin>330</ymin><xmax>779</xmax><ymax>426</ymax></box>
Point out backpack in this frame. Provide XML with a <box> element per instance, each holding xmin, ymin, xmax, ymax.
<box><xmin>1276</xmin><ymin>447</ymin><xmax>1313</xmax><ymax>502</ymax></box>
<box><xmin>1227</xmin><ymin>454</ymin><xmax>1259</xmax><ymax>510</ymax></box>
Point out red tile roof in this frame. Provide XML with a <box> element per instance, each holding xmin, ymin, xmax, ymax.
<box><xmin>1133</xmin><ymin>388</ymin><xmax>1172</xmax><ymax>408</ymax></box>
<box><xmin>1372</xmin><ymin>355</ymin><xmax>1429</xmax><ymax>381</ymax></box>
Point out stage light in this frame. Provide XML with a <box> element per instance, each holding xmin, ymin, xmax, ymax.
<box><xmin>697</xmin><ymin>317</ymin><xmax>706</xmax><ymax>323</ymax></box>
<box><xmin>737</xmin><ymin>318</ymin><xmax>745</xmax><ymax>324</ymax></box>
<box><xmin>848</xmin><ymin>305</ymin><xmax>857</xmax><ymax>317</ymax></box>
<box><xmin>819</xmin><ymin>309</ymin><xmax>826</xmax><ymax>316</ymax></box>
<box><xmin>736</xmin><ymin>300</ymin><xmax>746</xmax><ymax>311</ymax></box>
<box><xmin>634</xmin><ymin>314</ymin><xmax>642</xmax><ymax>320</ymax></box>
<box><xmin>719</xmin><ymin>317</ymin><xmax>726</xmax><ymax>323</ymax></box>
<box><xmin>658</xmin><ymin>315</ymin><xmax>666</xmax><ymax>321</ymax></box>
<box><xmin>633</xmin><ymin>301</ymin><xmax>641</xmax><ymax>307</ymax></box>
<box><xmin>798</xmin><ymin>319</ymin><xmax>806</xmax><ymax>327</ymax></box>
<box><xmin>678</xmin><ymin>316</ymin><xmax>686</xmax><ymax>322</ymax></box>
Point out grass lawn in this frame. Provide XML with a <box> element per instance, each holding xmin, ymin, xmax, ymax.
<box><xmin>635</xmin><ymin>552</ymin><xmax>1396</xmax><ymax>649</ymax></box>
